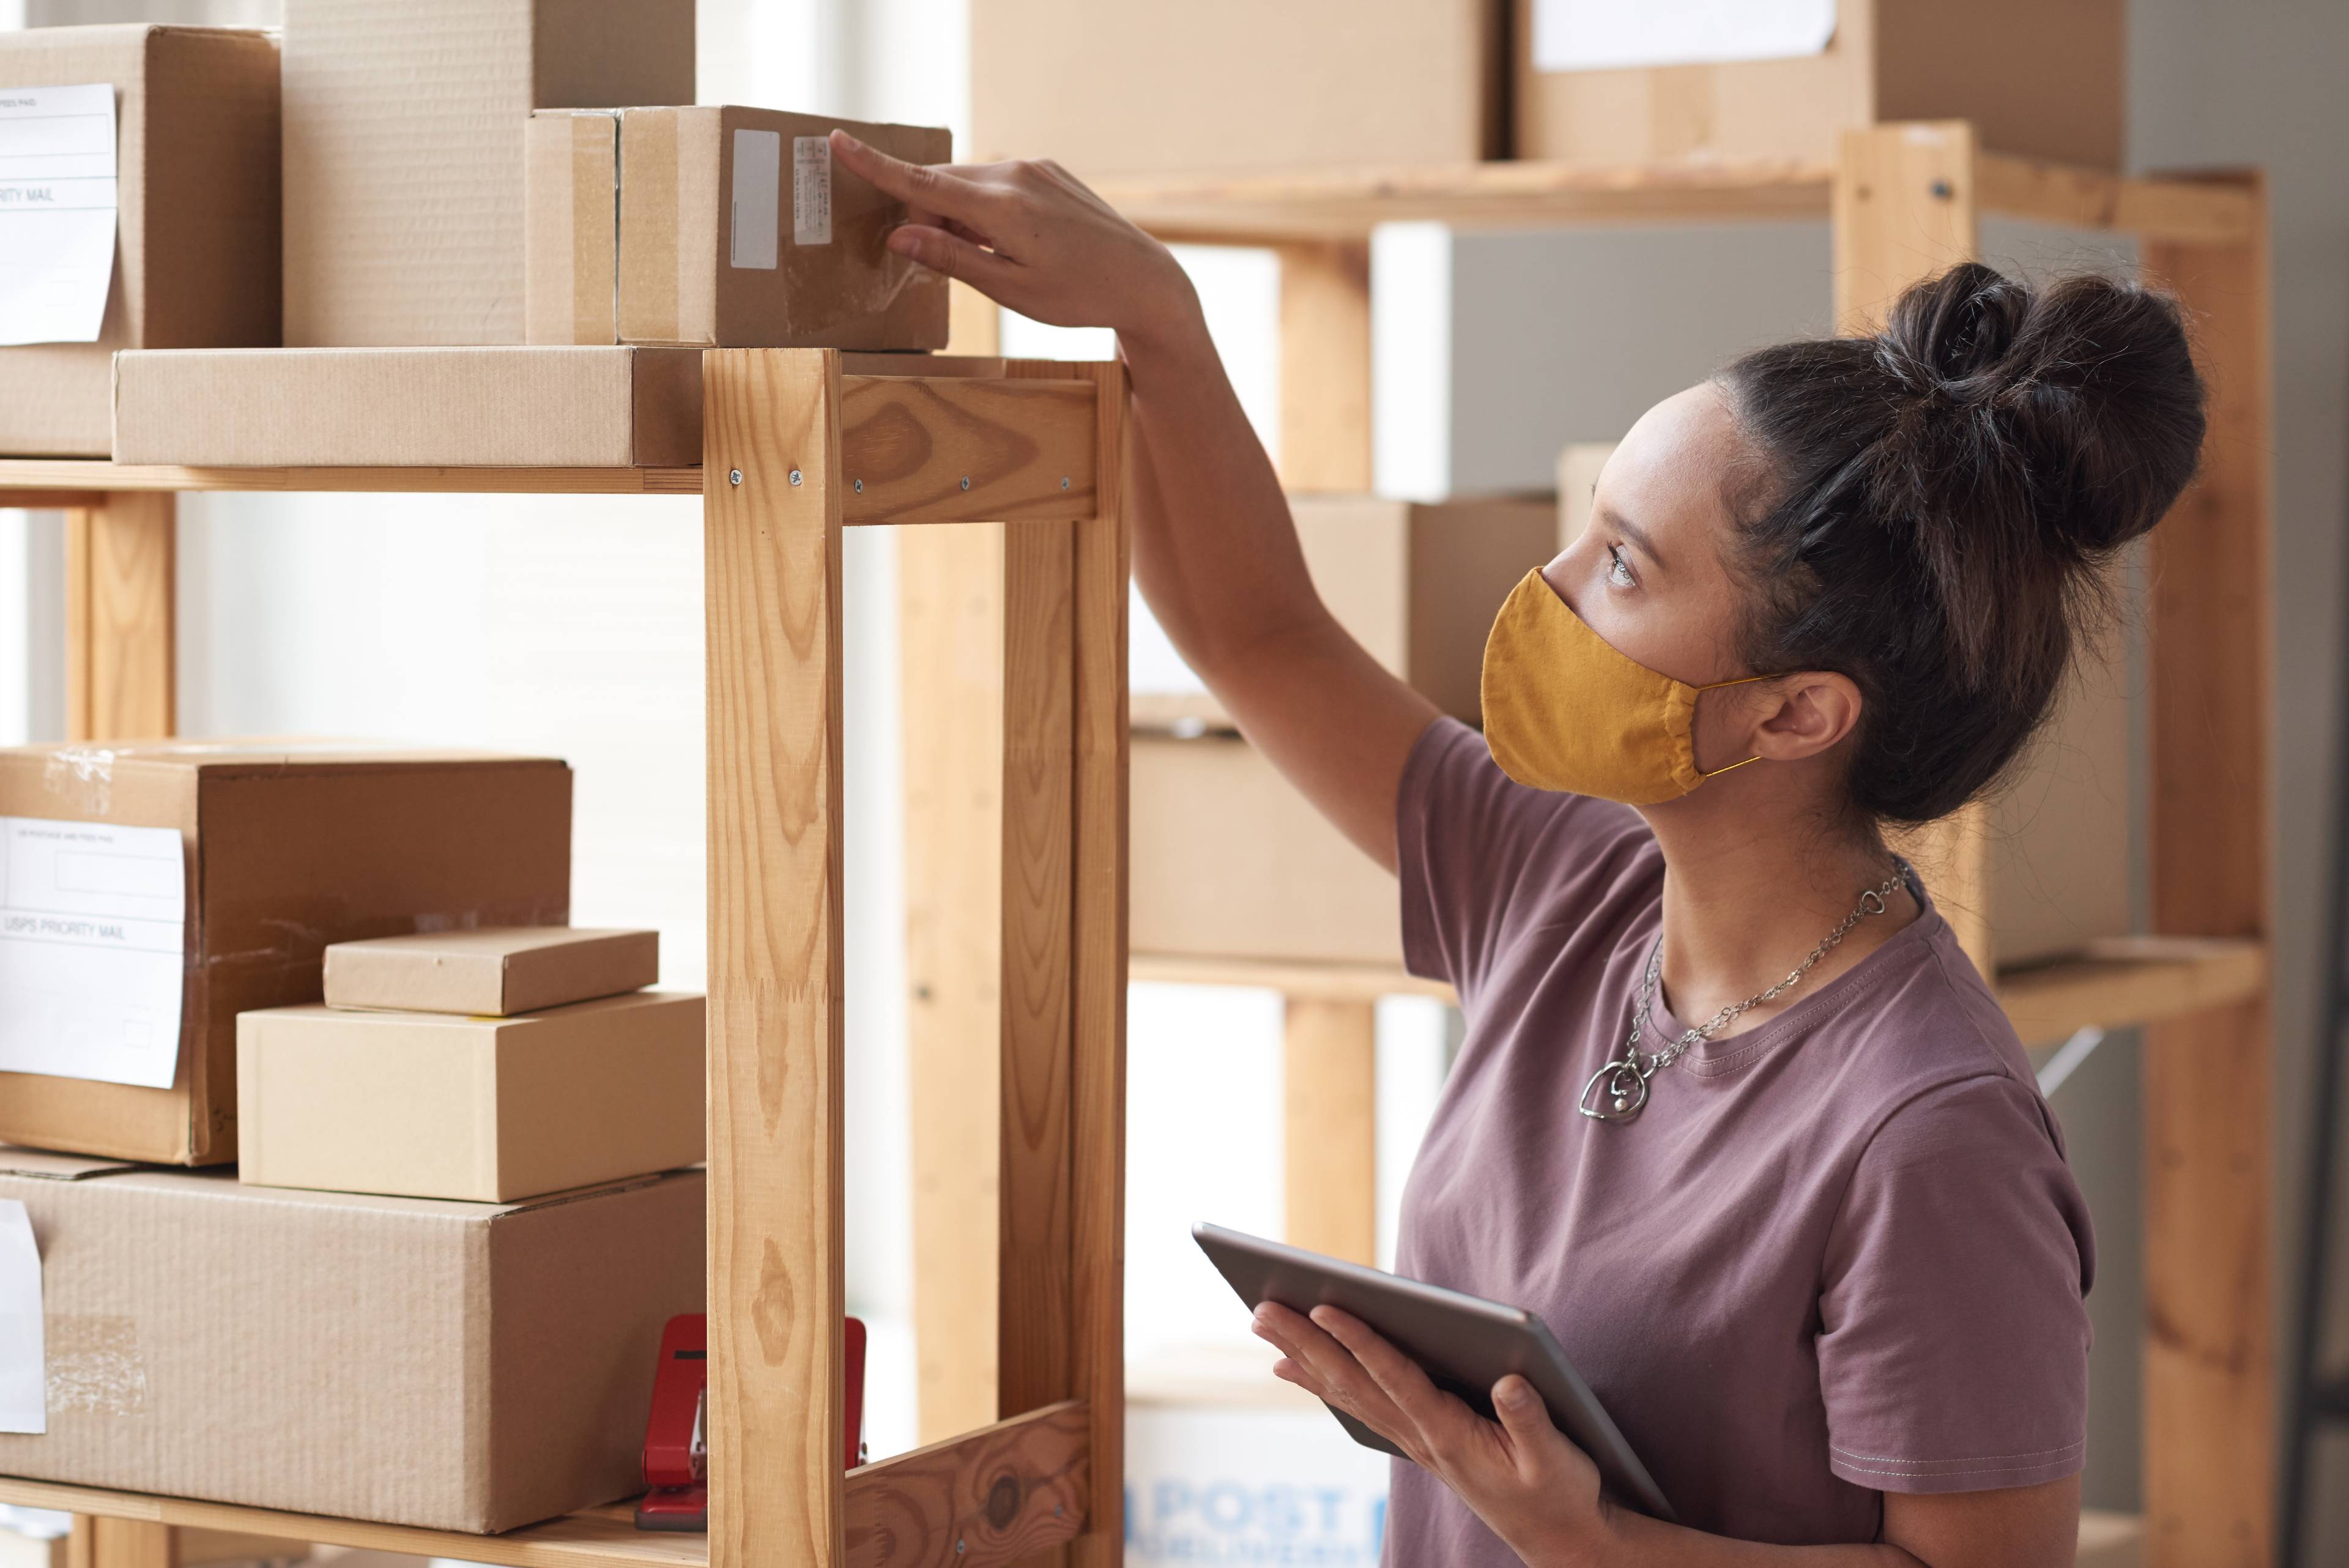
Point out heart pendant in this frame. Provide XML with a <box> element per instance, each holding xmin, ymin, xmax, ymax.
<box><xmin>1578</xmin><ymin>1059</ymin><xmax>1649</xmax><ymax>1123</ymax></box>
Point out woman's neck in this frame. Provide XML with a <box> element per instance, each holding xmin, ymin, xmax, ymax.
<box><xmin>1641</xmin><ymin>787</ymin><xmax>1919</xmax><ymax>1038</ymax></box>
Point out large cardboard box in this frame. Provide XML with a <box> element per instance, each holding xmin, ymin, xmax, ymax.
<box><xmin>1134</xmin><ymin>494</ymin><xmax>1554</xmax><ymax>732</ymax></box>
<box><xmin>239</xmin><ymin>990</ymin><xmax>705</xmax><ymax>1202</ymax></box>
<box><xmin>281</xmin><ymin>0</ymin><xmax>696</xmax><ymax>346</ymax></box>
<box><xmin>527</xmin><ymin>107</ymin><xmax>951</xmax><ymax>351</ymax></box>
<box><xmin>324</xmin><ymin>926</ymin><xmax>659</xmax><ymax>1015</ymax></box>
<box><xmin>971</xmin><ymin>0</ymin><xmax>1501</xmax><ymax>178</ymax></box>
<box><xmin>0</xmin><ymin>26</ymin><xmax>279</xmax><ymax>457</ymax></box>
<box><xmin>0</xmin><ymin>742</ymin><xmax>571</xmax><ymax>1165</ymax></box>
<box><xmin>1133</xmin><ymin>733</ymin><xmax>1400</xmax><ymax>967</ymax></box>
<box><xmin>1514</xmin><ymin>0</ymin><xmax>2123</xmax><ymax>169</ymax></box>
<box><xmin>0</xmin><ymin>1150</ymin><xmax>702</xmax><ymax>1531</ymax></box>
<box><xmin>112</xmin><ymin>347</ymin><xmax>702</xmax><ymax>467</ymax></box>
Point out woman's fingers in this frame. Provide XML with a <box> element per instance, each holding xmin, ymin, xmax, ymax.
<box><xmin>829</xmin><ymin>130</ymin><xmax>999</xmax><ymax>231</ymax></box>
<box><xmin>1310</xmin><ymin>1307</ymin><xmax>1455</xmax><ymax>1426</ymax></box>
<box><xmin>886</xmin><ymin>225</ymin><xmax>1020</xmax><ymax>294</ymax></box>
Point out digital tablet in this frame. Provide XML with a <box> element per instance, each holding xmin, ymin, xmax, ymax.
<box><xmin>1193</xmin><ymin>1222</ymin><xmax>1674</xmax><ymax>1522</ymax></box>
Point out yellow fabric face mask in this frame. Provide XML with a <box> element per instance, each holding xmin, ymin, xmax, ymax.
<box><xmin>1479</xmin><ymin>569</ymin><xmax>1762</xmax><ymax>804</ymax></box>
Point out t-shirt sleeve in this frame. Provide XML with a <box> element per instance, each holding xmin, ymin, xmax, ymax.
<box><xmin>1816</xmin><ymin>1073</ymin><xmax>2096</xmax><ymax>1495</ymax></box>
<box><xmin>1394</xmin><ymin>716</ymin><xmax>1649</xmax><ymax>1003</ymax></box>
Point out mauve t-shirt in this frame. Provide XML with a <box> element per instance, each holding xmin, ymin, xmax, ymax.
<box><xmin>1385</xmin><ymin>718</ymin><xmax>2094</xmax><ymax>1559</ymax></box>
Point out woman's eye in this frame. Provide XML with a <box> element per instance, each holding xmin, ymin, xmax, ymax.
<box><xmin>1606</xmin><ymin>545</ymin><xmax>1636</xmax><ymax>587</ymax></box>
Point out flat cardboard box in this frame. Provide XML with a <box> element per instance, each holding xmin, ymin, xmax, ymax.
<box><xmin>112</xmin><ymin>347</ymin><xmax>702</xmax><ymax>467</ymax></box>
<box><xmin>1132</xmin><ymin>494</ymin><xmax>1554</xmax><ymax>733</ymax></box>
<box><xmin>239</xmin><ymin>990</ymin><xmax>704</xmax><ymax>1203</ymax></box>
<box><xmin>0</xmin><ymin>741</ymin><xmax>570</xmax><ymax>1165</ymax></box>
<box><xmin>0</xmin><ymin>1150</ymin><xmax>703</xmax><ymax>1532</ymax></box>
<box><xmin>0</xmin><ymin>26</ymin><xmax>280</xmax><ymax>457</ymax></box>
<box><xmin>1560</xmin><ymin>440</ymin><xmax>2132</xmax><ymax>968</ymax></box>
<box><xmin>971</xmin><ymin>0</ymin><xmax>1501</xmax><ymax>178</ymax></box>
<box><xmin>1514</xmin><ymin>0</ymin><xmax>2122</xmax><ymax>169</ymax></box>
<box><xmin>323</xmin><ymin>926</ymin><xmax>659</xmax><ymax>1015</ymax></box>
<box><xmin>282</xmin><ymin>0</ymin><xmax>696</xmax><ymax>346</ymax></box>
<box><xmin>1133</xmin><ymin>733</ymin><xmax>1400</xmax><ymax>967</ymax></box>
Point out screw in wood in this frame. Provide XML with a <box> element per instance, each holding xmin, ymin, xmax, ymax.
<box><xmin>1930</xmin><ymin>179</ymin><xmax>1953</xmax><ymax>199</ymax></box>
<box><xmin>854</xmin><ymin>479</ymin><xmax>864</xmax><ymax>492</ymax></box>
<box><xmin>955</xmin><ymin>1542</ymin><xmax>965</xmax><ymax>1555</ymax></box>
<box><xmin>727</xmin><ymin>469</ymin><xmax>742</xmax><ymax>486</ymax></box>
<box><xmin>961</xmin><ymin>475</ymin><xmax>971</xmax><ymax>490</ymax></box>
<box><xmin>1061</xmin><ymin>477</ymin><xmax>1070</xmax><ymax>489</ymax></box>
<box><xmin>789</xmin><ymin>469</ymin><xmax>804</xmax><ymax>486</ymax></box>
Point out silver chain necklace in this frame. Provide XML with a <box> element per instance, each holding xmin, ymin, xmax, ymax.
<box><xmin>1578</xmin><ymin>868</ymin><xmax>1910</xmax><ymax>1124</ymax></box>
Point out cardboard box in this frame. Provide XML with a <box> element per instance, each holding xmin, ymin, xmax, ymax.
<box><xmin>112</xmin><ymin>347</ymin><xmax>702</xmax><ymax>467</ymax></box>
<box><xmin>0</xmin><ymin>1150</ymin><xmax>702</xmax><ymax>1532</ymax></box>
<box><xmin>1560</xmin><ymin>440</ymin><xmax>2131</xmax><ymax>968</ymax></box>
<box><xmin>1133</xmin><ymin>494</ymin><xmax>1555</xmax><ymax>732</ymax></box>
<box><xmin>971</xmin><ymin>0</ymin><xmax>1501</xmax><ymax>178</ymax></box>
<box><xmin>282</xmin><ymin>0</ymin><xmax>696</xmax><ymax>346</ymax></box>
<box><xmin>0</xmin><ymin>742</ymin><xmax>571</xmax><ymax>1165</ymax></box>
<box><xmin>0</xmin><ymin>26</ymin><xmax>280</xmax><ymax>457</ymax></box>
<box><xmin>1514</xmin><ymin>0</ymin><xmax>2122</xmax><ymax>169</ymax></box>
<box><xmin>239</xmin><ymin>990</ymin><xmax>704</xmax><ymax>1202</ymax></box>
<box><xmin>324</xmin><ymin>926</ymin><xmax>659</xmax><ymax>1015</ymax></box>
<box><xmin>527</xmin><ymin>107</ymin><xmax>951</xmax><ymax>351</ymax></box>
<box><xmin>1133</xmin><ymin>732</ymin><xmax>1400</xmax><ymax>967</ymax></box>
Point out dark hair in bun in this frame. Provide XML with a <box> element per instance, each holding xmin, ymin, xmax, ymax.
<box><xmin>1716</xmin><ymin>261</ymin><xmax>2206</xmax><ymax>825</ymax></box>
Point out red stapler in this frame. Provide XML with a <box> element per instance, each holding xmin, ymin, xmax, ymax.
<box><xmin>634</xmin><ymin>1312</ymin><xmax>869</xmax><ymax>1531</ymax></box>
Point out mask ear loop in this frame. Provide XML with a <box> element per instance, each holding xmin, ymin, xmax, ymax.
<box><xmin>1693</xmin><ymin>672</ymin><xmax>1772</xmax><ymax>781</ymax></box>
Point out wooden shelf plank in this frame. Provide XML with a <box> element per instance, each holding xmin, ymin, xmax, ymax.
<box><xmin>1095</xmin><ymin>152</ymin><xmax>2252</xmax><ymax>247</ymax></box>
<box><xmin>0</xmin><ymin>462</ymin><xmax>707</xmax><ymax>496</ymax></box>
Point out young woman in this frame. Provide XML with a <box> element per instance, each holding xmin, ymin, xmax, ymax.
<box><xmin>828</xmin><ymin>134</ymin><xmax>2206</xmax><ymax>1568</ymax></box>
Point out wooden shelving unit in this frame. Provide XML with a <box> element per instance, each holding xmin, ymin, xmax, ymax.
<box><xmin>10</xmin><ymin>347</ymin><xmax>1133</xmax><ymax>1568</ymax></box>
<box><xmin>905</xmin><ymin>120</ymin><xmax>2273</xmax><ymax>1568</ymax></box>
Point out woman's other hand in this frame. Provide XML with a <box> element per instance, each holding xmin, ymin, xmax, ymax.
<box><xmin>828</xmin><ymin>131</ymin><xmax>1201</xmax><ymax>355</ymax></box>
<box><xmin>1252</xmin><ymin>1302</ymin><xmax>1620</xmax><ymax>1568</ymax></box>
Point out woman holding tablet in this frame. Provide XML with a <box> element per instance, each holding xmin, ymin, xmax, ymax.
<box><xmin>831</xmin><ymin>133</ymin><xmax>2203</xmax><ymax>1568</ymax></box>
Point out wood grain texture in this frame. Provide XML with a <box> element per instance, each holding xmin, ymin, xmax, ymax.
<box><xmin>64</xmin><ymin>493</ymin><xmax>175</xmax><ymax>743</ymax></box>
<box><xmin>703</xmin><ymin>349</ymin><xmax>848</xmax><ymax>1568</ymax></box>
<box><xmin>2139</xmin><ymin>175</ymin><xmax>2273</xmax><ymax>1568</ymax></box>
<box><xmin>1275</xmin><ymin>242</ymin><xmax>1371</xmax><ymax>492</ymax></box>
<box><xmin>841</xmin><ymin>379</ymin><xmax>1097</xmax><ymax>527</ymax></box>
<box><xmin>1282</xmin><ymin>999</ymin><xmax>1378</xmax><ymax>1266</ymax></box>
<box><xmin>78</xmin><ymin>1520</ymin><xmax>174</xmax><ymax>1568</ymax></box>
<box><xmin>900</xmin><ymin>520</ymin><xmax>1007</xmax><ymax>1444</ymax></box>
<box><xmin>1976</xmin><ymin>153</ymin><xmax>2257</xmax><ymax>247</ymax></box>
<box><xmin>843</xmin><ymin>1400</ymin><xmax>1088</xmax><ymax>1568</ymax></box>
<box><xmin>1066</xmin><ymin>360</ymin><xmax>1132</xmax><ymax>1568</ymax></box>
<box><xmin>1831</xmin><ymin>122</ymin><xmax>1980</xmax><ymax>336</ymax></box>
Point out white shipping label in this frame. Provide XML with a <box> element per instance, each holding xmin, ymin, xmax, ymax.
<box><xmin>0</xmin><ymin>1202</ymin><xmax>43</xmax><ymax>1435</ymax></box>
<box><xmin>793</xmin><ymin>135</ymin><xmax>833</xmax><ymax>247</ymax></box>
<box><xmin>0</xmin><ymin>816</ymin><xmax>185</xmax><ymax>1089</ymax></box>
<box><xmin>1534</xmin><ymin>0</ymin><xmax>1836</xmax><ymax>73</ymax></box>
<box><xmin>0</xmin><ymin>83</ymin><xmax>118</xmax><ymax>346</ymax></box>
<box><xmin>730</xmin><ymin>128</ymin><xmax>781</xmax><ymax>271</ymax></box>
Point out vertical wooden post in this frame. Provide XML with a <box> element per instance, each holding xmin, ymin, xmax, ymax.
<box><xmin>1283</xmin><ymin>998</ymin><xmax>1379</xmax><ymax>1266</ymax></box>
<box><xmin>64</xmin><ymin>492</ymin><xmax>175</xmax><ymax>741</ymax></box>
<box><xmin>1067</xmin><ymin>360</ymin><xmax>1131</xmax><ymax>1566</ymax></box>
<box><xmin>69</xmin><ymin>1520</ymin><xmax>174</xmax><ymax>1568</ymax></box>
<box><xmin>2140</xmin><ymin>173</ymin><xmax>2273</xmax><ymax>1568</ymax></box>
<box><xmin>1275</xmin><ymin>241</ymin><xmax>1373</xmax><ymax>493</ymax></box>
<box><xmin>705</xmin><ymin>348</ymin><xmax>847</xmax><ymax>1568</ymax></box>
<box><xmin>1831</xmin><ymin>122</ymin><xmax>1995</xmax><ymax>979</ymax></box>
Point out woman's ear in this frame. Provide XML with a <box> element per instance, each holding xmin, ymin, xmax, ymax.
<box><xmin>1745</xmin><ymin>672</ymin><xmax>1864</xmax><ymax>762</ymax></box>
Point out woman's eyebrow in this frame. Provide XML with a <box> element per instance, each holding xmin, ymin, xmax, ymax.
<box><xmin>1599</xmin><ymin>504</ymin><xmax>1666</xmax><ymax>571</ymax></box>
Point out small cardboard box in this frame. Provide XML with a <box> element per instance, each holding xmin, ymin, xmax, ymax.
<box><xmin>282</xmin><ymin>0</ymin><xmax>696</xmax><ymax>346</ymax></box>
<box><xmin>1133</xmin><ymin>732</ymin><xmax>1400</xmax><ymax>967</ymax></box>
<box><xmin>0</xmin><ymin>26</ymin><xmax>280</xmax><ymax>457</ymax></box>
<box><xmin>0</xmin><ymin>741</ymin><xmax>571</xmax><ymax>1165</ymax></box>
<box><xmin>527</xmin><ymin>107</ymin><xmax>951</xmax><ymax>351</ymax></box>
<box><xmin>0</xmin><ymin>1150</ymin><xmax>702</xmax><ymax>1532</ymax></box>
<box><xmin>1514</xmin><ymin>0</ymin><xmax>2123</xmax><ymax>169</ymax></box>
<box><xmin>971</xmin><ymin>0</ymin><xmax>1501</xmax><ymax>177</ymax></box>
<box><xmin>323</xmin><ymin>926</ymin><xmax>659</xmax><ymax>1016</ymax></box>
<box><xmin>112</xmin><ymin>347</ymin><xmax>702</xmax><ymax>467</ymax></box>
<box><xmin>1133</xmin><ymin>494</ymin><xmax>1554</xmax><ymax>733</ymax></box>
<box><xmin>238</xmin><ymin>991</ymin><xmax>702</xmax><ymax>1203</ymax></box>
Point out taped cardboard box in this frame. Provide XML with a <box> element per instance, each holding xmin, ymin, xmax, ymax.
<box><xmin>324</xmin><ymin>926</ymin><xmax>659</xmax><ymax>1015</ymax></box>
<box><xmin>971</xmin><ymin>0</ymin><xmax>1501</xmax><ymax>178</ymax></box>
<box><xmin>1514</xmin><ymin>0</ymin><xmax>2121</xmax><ymax>169</ymax></box>
<box><xmin>239</xmin><ymin>990</ymin><xmax>704</xmax><ymax>1202</ymax></box>
<box><xmin>113</xmin><ymin>347</ymin><xmax>702</xmax><ymax>467</ymax></box>
<box><xmin>0</xmin><ymin>742</ymin><xmax>570</xmax><ymax>1165</ymax></box>
<box><xmin>1132</xmin><ymin>494</ymin><xmax>1554</xmax><ymax>733</ymax></box>
<box><xmin>282</xmin><ymin>0</ymin><xmax>695</xmax><ymax>346</ymax></box>
<box><xmin>527</xmin><ymin>107</ymin><xmax>951</xmax><ymax>350</ymax></box>
<box><xmin>0</xmin><ymin>26</ymin><xmax>279</xmax><ymax>457</ymax></box>
<box><xmin>1133</xmin><ymin>732</ymin><xmax>1400</xmax><ymax>967</ymax></box>
<box><xmin>0</xmin><ymin>1151</ymin><xmax>703</xmax><ymax>1532</ymax></box>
